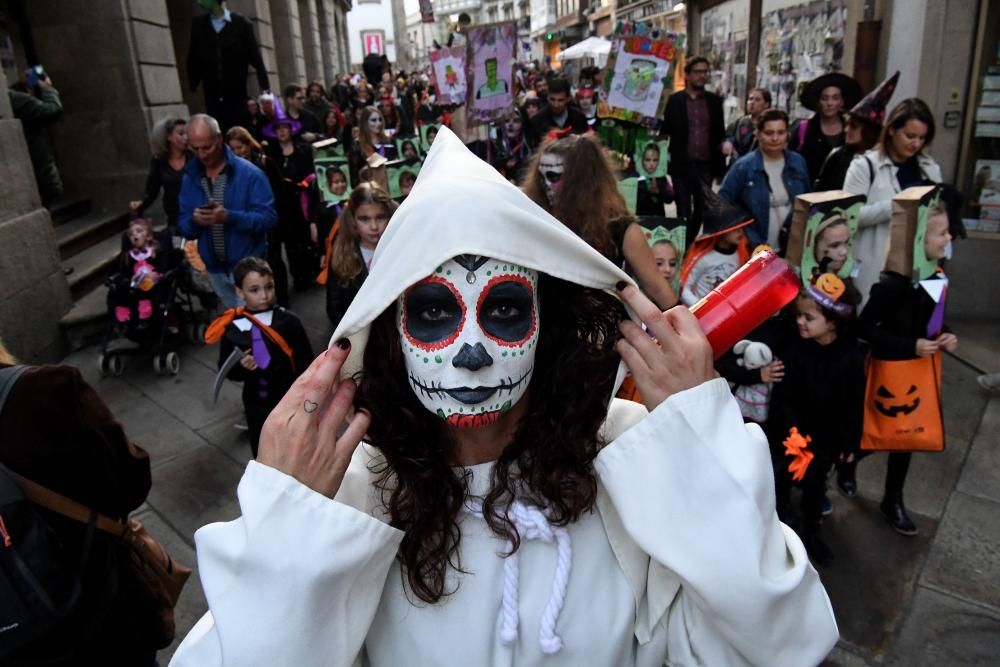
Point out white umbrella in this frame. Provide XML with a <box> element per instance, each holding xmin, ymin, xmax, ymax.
<box><xmin>556</xmin><ymin>36</ymin><xmax>611</xmax><ymax>61</ymax></box>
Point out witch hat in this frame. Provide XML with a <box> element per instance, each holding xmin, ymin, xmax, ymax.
<box><xmin>262</xmin><ymin>95</ymin><xmax>303</xmax><ymax>139</ymax></box>
<box><xmin>799</xmin><ymin>72</ymin><xmax>862</xmax><ymax>112</ymax></box>
<box><xmin>848</xmin><ymin>71</ymin><xmax>900</xmax><ymax>126</ymax></box>
<box><xmin>696</xmin><ymin>182</ymin><xmax>753</xmax><ymax>241</ymax></box>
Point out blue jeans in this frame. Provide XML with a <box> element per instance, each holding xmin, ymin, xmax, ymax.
<box><xmin>207</xmin><ymin>271</ymin><xmax>244</xmax><ymax>309</ymax></box>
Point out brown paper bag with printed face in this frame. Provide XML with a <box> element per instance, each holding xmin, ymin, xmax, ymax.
<box><xmin>365</xmin><ymin>153</ymin><xmax>389</xmax><ymax>192</ymax></box>
<box><xmin>786</xmin><ymin>191</ymin><xmax>865</xmax><ymax>284</ymax></box>
<box><xmin>886</xmin><ymin>186</ymin><xmax>938</xmax><ymax>279</ymax></box>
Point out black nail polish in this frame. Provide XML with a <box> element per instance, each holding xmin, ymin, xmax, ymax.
<box><xmin>336</xmin><ymin>338</ymin><xmax>351</xmax><ymax>350</ymax></box>
<box><xmin>616</xmin><ymin>281</ymin><xmax>628</xmax><ymax>291</ymax></box>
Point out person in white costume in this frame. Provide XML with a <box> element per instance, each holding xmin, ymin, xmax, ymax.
<box><xmin>172</xmin><ymin>127</ymin><xmax>839</xmax><ymax>667</ymax></box>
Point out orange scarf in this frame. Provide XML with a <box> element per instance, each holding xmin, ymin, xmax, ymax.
<box><xmin>204</xmin><ymin>308</ymin><xmax>296</xmax><ymax>370</ymax></box>
<box><xmin>315</xmin><ymin>218</ymin><xmax>342</xmax><ymax>286</ymax></box>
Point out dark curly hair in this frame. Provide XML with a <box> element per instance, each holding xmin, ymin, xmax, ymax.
<box><xmin>355</xmin><ymin>274</ymin><xmax>625</xmax><ymax>603</ymax></box>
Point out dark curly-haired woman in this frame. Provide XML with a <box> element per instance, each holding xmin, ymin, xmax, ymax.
<box><xmin>173</xmin><ymin>127</ymin><xmax>838</xmax><ymax>667</ymax></box>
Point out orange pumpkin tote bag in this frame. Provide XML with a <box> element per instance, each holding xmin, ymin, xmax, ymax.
<box><xmin>861</xmin><ymin>352</ymin><xmax>944</xmax><ymax>452</ymax></box>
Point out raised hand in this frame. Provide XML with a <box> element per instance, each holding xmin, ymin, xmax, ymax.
<box><xmin>615</xmin><ymin>282</ymin><xmax>715</xmax><ymax>412</ymax></box>
<box><xmin>256</xmin><ymin>339</ymin><xmax>371</xmax><ymax>498</ymax></box>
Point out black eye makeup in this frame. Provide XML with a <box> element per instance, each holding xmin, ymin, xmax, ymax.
<box><xmin>403</xmin><ymin>281</ymin><xmax>465</xmax><ymax>349</ymax></box>
<box><xmin>542</xmin><ymin>170</ymin><xmax>563</xmax><ymax>184</ymax></box>
<box><xmin>479</xmin><ymin>279</ymin><xmax>535</xmax><ymax>344</ymax></box>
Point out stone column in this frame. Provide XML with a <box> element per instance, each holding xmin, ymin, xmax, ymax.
<box><xmin>318</xmin><ymin>0</ymin><xmax>341</xmax><ymax>84</ymax></box>
<box><xmin>0</xmin><ymin>68</ymin><xmax>73</xmax><ymax>362</ymax></box>
<box><xmin>299</xmin><ymin>0</ymin><xmax>324</xmax><ymax>85</ymax></box>
<box><xmin>270</xmin><ymin>0</ymin><xmax>307</xmax><ymax>89</ymax></box>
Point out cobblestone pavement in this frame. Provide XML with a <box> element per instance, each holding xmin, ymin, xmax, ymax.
<box><xmin>57</xmin><ymin>282</ymin><xmax>1000</xmax><ymax>666</ymax></box>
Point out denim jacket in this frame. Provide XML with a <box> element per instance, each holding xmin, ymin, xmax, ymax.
<box><xmin>719</xmin><ymin>149</ymin><xmax>811</xmax><ymax>249</ymax></box>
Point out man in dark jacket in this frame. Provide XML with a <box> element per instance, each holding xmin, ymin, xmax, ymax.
<box><xmin>529</xmin><ymin>77</ymin><xmax>589</xmax><ymax>144</ymax></box>
<box><xmin>179</xmin><ymin>114</ymin><xmax>277</xmax><ymax>308</ymax></box>
<box><xmin>187</xmin><ymin>0</ymin><xmax>270</xmax><ymax>132</ymax></box>
<box><xmin>661</xmin><ymin>56</ymin><xmax>726</xmax><ymax>246</ymax></box>
<box><xmin>9</xmin><ymin>71</ymin><xmax>63</xmax><ymax>206</ymax></box>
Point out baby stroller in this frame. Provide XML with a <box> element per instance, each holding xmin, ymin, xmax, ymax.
<box><xmin>97</xmin><ymin>227</ymin><xmax>208</xmax><ymax>377</ymax></box>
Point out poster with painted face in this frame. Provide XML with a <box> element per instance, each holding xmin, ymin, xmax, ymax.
<box><xmin>617</xmin><ymin>176</ymin><xmax>639</xmax><ymax>215</ymax></box>
<box><xmin>801</xmin><ymin>199</ymin><xmax>862</xmax><ymax>286</ymax></box>
<box><xmin>386</xmin><ymin>158</ymin><xmax>422</xmax><ymax>200</ymax></box>
<box><xmin>396</xmin><ymin>136</ymin><xmax>423</xmax><ymax>161</ymax></box>
<box><xmin>466</xmin><ymin>23</ymin><xmax>517</xmax><ymax>122</ymax></box>
<box><xmin>634</xmin><ymin>139</ymin><xmax>669</xmax><ymax>178</ymax></box>
<box><xmin>603</xmin><ymin>34</ymin><xmax>677</xmax><ymax>122</ymax></box>
<box><xmin>420</xmin><ymin>124</ymin><xmax>441</xmax><ymax>152</ymax></box>
<box><xmin>396</xmin><ymin>255</ymin><xmax>539</xmax><ymax>427</ymax></box>
<box><xmin>638</xmin><ymin>219</ymin><xmax>686</xmax><ymax>293</ymax></box>
<box><xmin>429</xmin><ymin>46</ymin><xmax>467</xmax><ymax>105</ymax></box>
<box><xmin>315</xmin><ymin>157</ymin><xmax>352</xmax><ymax>203</ymax></box>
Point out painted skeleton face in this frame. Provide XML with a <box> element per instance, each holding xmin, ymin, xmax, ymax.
<box><xmin>397</xmin><ymin>255</ymin><xmax>539</xmax><ymax>428</ymax></box>
<box><xmin>367</xmin><ymin>111</ymin><xmax>384</xmax><ymax>135</ymax></box>
<box><xmin>538</xmin><ymin>153</ymin><xmax>564</xmax><ymax>206</ymax></box>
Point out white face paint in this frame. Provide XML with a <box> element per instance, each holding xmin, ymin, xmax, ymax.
<box><xmin>367</xmin><ymin>111</ymin><xmax>384</xmax><ymax>136</ymax></box>
<box><xmin>538</xmin><ymin>153</ymin><xmax>564</xmax><ymax>206</ymax></box>
<box><xmin>397</xmin><ymin>256</ymin><xmax>539</xmax><ymax>428</ymax></box>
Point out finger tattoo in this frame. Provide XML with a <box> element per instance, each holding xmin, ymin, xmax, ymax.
<box><xmin>304</xmin><ymin>400</ymin><xmax>319</xmax><ymax>413</ymax></box>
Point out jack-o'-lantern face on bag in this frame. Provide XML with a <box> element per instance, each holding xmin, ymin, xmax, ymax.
<box><xmin>397</xmin><ymin>255</ymin><xmax>539</xmax><ymax>428</ymax></box>
<box><xmin>874</xmin><ymin>383</ymin><xmax>921</xmax><ymax>417</ymax></box>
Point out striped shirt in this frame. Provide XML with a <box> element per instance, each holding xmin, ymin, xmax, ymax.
<box><xmin>201</xmin><ymin>172</ymin><xmax>228</xmax><ymax>263</ymax></box>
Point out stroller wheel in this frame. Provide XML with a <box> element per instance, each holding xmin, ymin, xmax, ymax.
<box><xmin>152</xmin><ymin>355</ymin><xmax>162</xmax><ymax>375</ymax></box>
<box><xmin>97</xmin><ymin>353</ymin><xmax>110</xmax><ymax>378</ymax></box>
<box><xmin>163</xmin><ymin>351</ymin><xmax>181</xmax><ymax>376</ymax></box>
<box><xmin>109</xmin><ymin>354</ymin><xmax>126</xmax><ymax>376</ymax></box>
<box><xmin>195</xmin><ymin>323</ymin><xmax>208</xmax><ymax>344</ymax></box>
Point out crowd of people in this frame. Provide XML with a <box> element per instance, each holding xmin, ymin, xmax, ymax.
<box><xmin>2</xmin><ymin>4</ymin><xmax>996</xmax><ymax>663</ymax></box>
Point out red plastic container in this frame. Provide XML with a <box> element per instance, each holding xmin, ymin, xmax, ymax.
<box><xmin>690</xmin><ymin>250</ymin><xmax>801</xmax><ymax>359</ymax></box>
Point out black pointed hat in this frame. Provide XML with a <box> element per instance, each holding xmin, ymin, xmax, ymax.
<box><xmin>799</xmin><ymin>72</ymin><xmax>862</xmax><ymax>112</ymax></box>
<box><xmin>697</xmin><ymin>182</ymin><xmax>753</xmax><ymax>240</ymax></box>
<box><xmin>848</xmin><ymin>71</ymin><xmax>900</xmax><ymax>126</ymax></box>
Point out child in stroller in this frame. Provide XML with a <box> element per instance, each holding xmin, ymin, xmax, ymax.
<box><xmin>100</xmin><ymin>219</ymin><xmax>203</xmax><ymax>376</ymax></box>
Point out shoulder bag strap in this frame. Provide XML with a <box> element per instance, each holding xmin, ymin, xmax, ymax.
<box><xmin>3</xmin><ymin>466</ymin><xmax>127</xmax><ymax>537</ymax></box>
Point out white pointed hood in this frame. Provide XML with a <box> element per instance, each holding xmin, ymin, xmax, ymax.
<box><xmin>329</xmin><ymin>126</ymin><xmax>635</xmax><ymax>377</ymax></box>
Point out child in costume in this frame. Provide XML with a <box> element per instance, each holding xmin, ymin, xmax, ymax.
<box><xmin>813</xmin><ymin>213</ymin><xmax>852</xmax><ymax>274</ymax></box>
<box><xmin>325</xmin><ymin>183</ymin><xmax>397</xmax><ymax>329</ymax></box>
<box><xmin>635</xmin><ymin>143</ymin><xmax>674</xmax><ymax>217</ymax></box>
<box><xmin>173</xmin><ymin>126</ymin><xmax>838</xmax><ymax>667</ymax></box>
<box><xmin>679</xmin><ymin>188</ymin><xmax>753</xmax><ymax>306</ymax></box>
<box><xmin>205</xmin><ymin>257</ymin><xmax>314</xmax><ymax>457</ymax></box>
<box><xmin>855</xmin><ymin>204</ymin><xmax>956</xmax><ymax>536</ymax></box>
<box><xmin>107</xmin><ymin>218</ymin><xmax>168</xmax><ymax>325</ymax></box>
<box><xmin>766</xmin><ymin>267</ymin><xmax>864</xmax><ymax>565</ymax></box>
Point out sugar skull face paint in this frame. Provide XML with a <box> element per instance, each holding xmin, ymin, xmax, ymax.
<box><xmin>538</xmin><ymin>153</ymin><xmax>564</xmax><ymax>206</ymax></box>
<box><xmin>397</xmin><ymin>255</ymin><xmax>539</xmax><ymax>428</ymax></box>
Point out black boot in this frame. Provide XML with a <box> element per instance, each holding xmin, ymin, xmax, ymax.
<box><xmin>837</xmin><ymin>460</ymin><xmax>857</xmax><ymax>497</ymax></box>
<box><xmin>880</xmin><ymin>499</ymin><xmax>918</xmax><ymax>536</ymax></box>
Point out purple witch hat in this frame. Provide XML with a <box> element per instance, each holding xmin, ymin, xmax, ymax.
<box><xmin>262</xmin><ymin>95</ymin><xmax>303</xmax><ymax>139</ymax></box>
<box><xmin>849</xmin><ymin>71</ymin><xmax>900</xmax><ymax>126</ymax></box>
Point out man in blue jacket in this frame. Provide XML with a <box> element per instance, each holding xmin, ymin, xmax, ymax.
<box><xmin>179</xmin><ymin>114</ymin><xmax>277</xmax><ymax>307</ymax></box>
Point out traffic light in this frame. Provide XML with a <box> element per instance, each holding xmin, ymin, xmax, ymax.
<box><xmin>546</xmin><ymin>32</ymin><xmax>553</xmax><ymax>40</ymax></box>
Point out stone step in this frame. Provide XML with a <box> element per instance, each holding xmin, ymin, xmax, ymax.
<box><xmin>62</xmin><ymin>232</ymin><xmax>123</xmax><ymax>301</ymax></box>
<box><xmin>59</xmin><ymin>284</ymin><xmax>109</xmax><ymax>351</ymax></box>
<box><xmin>55</xmin><ymin>210</ymin><xmax>129</xmax><ymax>260</ymax></box>
<box><xmin>48</xmin><ymin>197</ymin><xmax>92</xmax><ymax>226</ymax></box>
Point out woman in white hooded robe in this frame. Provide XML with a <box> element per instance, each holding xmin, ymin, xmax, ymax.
<box><xmin>170</xmin><ymin>127</ymin><xmax>839</xmax><ymax>667</ymax></box>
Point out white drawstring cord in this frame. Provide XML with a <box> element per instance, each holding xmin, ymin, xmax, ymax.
<box><xmin>465</xmin><ymin>498</ymin><xmax>572</xmax><ymax>655</ymax></box>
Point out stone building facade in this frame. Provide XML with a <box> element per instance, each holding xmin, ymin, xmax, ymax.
<box><xmin>0</xmin><ymin>0</ymin><xmax>351</xmax><ymax>362</ymax></box>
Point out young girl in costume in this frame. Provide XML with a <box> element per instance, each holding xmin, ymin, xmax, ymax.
<box><xmin>522</xmin><ymin>134</ymin><xmax>678</xmax><ymax>310</ymax></box>
<box><xmin>813</xmin><ymin>213</ymin><xmax>852</xmax><ymax>274</ymax></box>
<box><xmin>108</xmin><ymin>218</ymin><xmax>167</xmax><ymax>325</ymax></box>
<box><xmin>766</xmin><ymin>266</ymin><xmax>864</xmax><ymax>565</ymax></box>
<box><xmin>679</xmin><ymin>188</ymin><xmax>753</xmax><ymax>306</ymax></box>
<box><xmin>173</xmin><ymin>127</ymin><xmax>838</xmax><ymax>667</ymax></box>
<box><xmin>205</xmin><ymin>257</ymin><xmax>314</xmax><ymax>457</ymax></box>
<box><xmin>325</xmin><ymin>183</ymin><xmax>397</xmax><ymax>329</ymax></box>
<box><xmin>855</xmin><ymin>205</ymin><xmax>956</xmax><ymax>536</ymax></box>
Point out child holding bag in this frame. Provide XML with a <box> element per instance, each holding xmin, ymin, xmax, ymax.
<box><xmin>856</xmin><ymin>204</ymin><xmax>956</xmax><ymax>536</ymax></box>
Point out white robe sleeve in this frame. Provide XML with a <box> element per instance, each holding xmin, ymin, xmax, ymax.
<box><xmin>170</xmin><ymin>460</ymin><xmax>404</xmax><ymax>667</ymax></box>
<box><xmin>595</xmin><ymin>379</ymin><xmax>838</xmax><ymax>667</ymax></box>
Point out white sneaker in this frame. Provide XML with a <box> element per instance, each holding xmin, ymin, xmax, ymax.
<box><xmin>978</xmin><ymin>373</ymin><xmax>1000</xmax><ymax>394</ymax></box>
